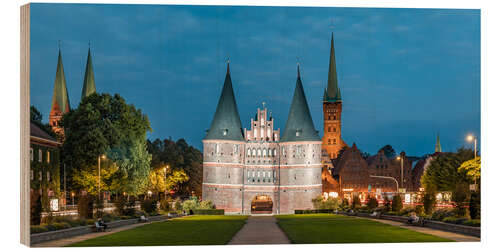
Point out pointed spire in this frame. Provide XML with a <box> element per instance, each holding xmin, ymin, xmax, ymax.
<box><xmin>281</xmin><ymin>65</ymin><xmax>321</xmax><ymax>142</ymax></box>
<box><xmin>324</xmin><ymin>32</ymin><xmax>341</xmax><ymax>102</ymax></box>
<box><xmin>205</xmin><ymin>62</ymin><xmax>244</xmax><ymax>141</ymax></box>
<box><xmin>81</xmin><ymin>46</ymin><xmax>97</xmax><ymax>100</ymax></box>
<box><xmin>435</xmin><ymin>132</ymin><xmax>442</xmax><ymax>153</ymax></box>
<box><xmin>50</xmin><ymin>48</ymin><xmax>71</xmax><ymax>115</ymax></box>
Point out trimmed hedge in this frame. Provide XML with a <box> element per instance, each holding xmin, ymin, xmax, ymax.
<box><xmin>462</xmin><ymin>219</ymin><xmax>481</xmax><ymax>227</ymax></box>
<box><xmin>193</xmin><ymin>209</ymin><xmax>224</xmax><ymax>215</ymax></box>
<box><xmin>295</xmin><ymin>209</ymin><xmax>334</xmax><ymax>214</ymax></box>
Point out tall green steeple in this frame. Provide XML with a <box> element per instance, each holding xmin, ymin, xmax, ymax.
<box><xmin>205</xmin><ymin>62</ymin><xmax>244</xmax><ymax>141</ymax></box>
<box><xmin>281</xmin><ymin>65</ymin><xmax>321</xmax><ymax>142</ymax></box>
<box><xmin>50</xmin><ymin>49</ymin><xmax>71</xmax><ymax>115</ymax></box>
<box><xmin>81</xmin><ymin>47</ymin><xmax>96</xmax><ymax>100</ymax></box>
<box><xmin>435</xmin><ymin>132</ymin><xmax>442</xmax><ymax>153</ymax></box>
<box><xmin>323</xmin><ymin>32</ymin><xmax>342</xmax><ymax>102</ymax></box>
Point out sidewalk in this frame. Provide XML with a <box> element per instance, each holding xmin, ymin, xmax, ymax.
<box><xmin>32</xmin><ymin>220</ymin><xmax>163</xmax><ymax>247</ymax></box>
<box><xmin>228</xmin><ymin>216</ymin><xmax>290</xmax><ymax>245</ymax></box>
<box><xmin>368</xmin><ymin>217</ymin><xmax>480</xmax><ymax>242</ymax></box>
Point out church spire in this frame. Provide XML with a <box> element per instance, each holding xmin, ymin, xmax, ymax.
<box><xmin>205</xmin><ymin>61</ymin><xmax>244</xmax><ymax>141</ymax></box>
<box><xmin>81</xmin><ymin>46</ymin><xmax>96</xmax><ymax>100</ymax></box>
<box><xmin>324</xmin><ymin>32</ymin><xmax>341</xmax><ymax>102</ymax></box>
<box><xmin>435</xmin><ymin>132</ymin><xmax>442</xmax><ymax>153</ymax></box>
<box><xmin>50</xmin><ymin>48</ymin><xmax>71</xmax><ymax>116</ymax></box>
<box><xmin>281</xmin><ymin>64</ymin><xmax>321</xmax><ymax>142</ymax></box>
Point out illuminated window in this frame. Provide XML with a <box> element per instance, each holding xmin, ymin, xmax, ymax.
<box><xmin>47</xmin><ymin>151</ymin><xmax>50</xmax><ymax>163</ymax></box>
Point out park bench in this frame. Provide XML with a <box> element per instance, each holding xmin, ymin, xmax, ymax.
<box><xmin>138</xmin><ymin>215</ymin><xmax>149</xmax><ymax>223</ymax></box>
<box><xmin>94</xmin><ymin>222</ymin><xmax>106</xmax><ymax>232</ymax></box>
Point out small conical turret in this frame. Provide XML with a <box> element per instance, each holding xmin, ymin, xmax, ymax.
<box><xmin>281</xmin><ymin>64</ymin><xmax>321</xmax><ymax>142</ymax></box>
<box><xmin>205</xmin><ymin>61</ymin><xmax>244</xmax><ymax>141</ymax></box>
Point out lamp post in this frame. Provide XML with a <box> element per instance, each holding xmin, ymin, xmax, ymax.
<box><xmin>98</xmin><ymin>154</ymin><xmax>106</xmax><ymax>201</ymax></box>
<box><xmin>396</xmin><ymin>154</ymin><xmax>404</xmax><ymax>191</ymax></box>
<box><xmin>164</xmin><ymin>165</ymin><xmax>170</xmax><ymax>198</ymax></box>
<box><xmin>467</xmin><ymin>134</ymin><xmax>478</xmax><ymax>189</ymax></box>
<box><xmin>71</xmin><ymin>192</ymin><xmax>74</xmax><ymax>206</ymax></box>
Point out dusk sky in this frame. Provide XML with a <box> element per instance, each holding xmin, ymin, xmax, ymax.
<box><xmin>29</xmin><ymin>3</ymin><xmax>480</xmax><ymax>157</ymax></box>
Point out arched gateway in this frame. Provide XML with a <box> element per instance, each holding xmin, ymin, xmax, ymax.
<box><xmin>251</xmin><ymin>195</ymin><xmax>273</xmax><ymax>214</ymax></box>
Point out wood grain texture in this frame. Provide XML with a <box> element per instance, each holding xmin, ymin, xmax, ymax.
<box><xmin>20</xmin><ymin>3</ymin><xmax>30</xmax><ymax>246</ymax></box>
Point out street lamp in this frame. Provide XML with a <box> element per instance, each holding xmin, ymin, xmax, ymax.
<box><xmin>163</xmin><ymin>165</ymin><xmax>170</xmax><ymax>198</ymax></box>
<box><xmin>467</xmin><ymin>134</ymin><xmax>477</xmax><ymax>159</ymax></box>
<box><xmin>71</xmin><ymin>192</ymin><xmax>75</xmax><ymax>206</ymax></box>
<box><xmin>98</xmin><ymin>154</ymin><xmax>106</xmax><ymax>201</ymax></box>
<box><xmin>396</xmin><ymin>154</ymin><xmax>404</xmax><ymax>191</ymax></box>
<box><xmin>466</xmin><ymin>134</ymin><xmax>478</xmax><ymax>189</ymax></box>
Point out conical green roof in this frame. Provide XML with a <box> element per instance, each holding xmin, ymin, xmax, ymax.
<box><xmin>281</xmin><ymin>65</ymin><xmax>321</xmax><ymax>142</ymax></box>
<box><xmin>324</xmin><ymin>32</ymin><xmax>342</xmax><ymax>102</ymax></box>
<box><xmin>81</xmin><ymin>48</ymin><xmax>96</xmax><ymax>100</ymax></box>
<box><xmin>205</xmin><ymin>63</ymin><xmax>244</xmax><ymax>141</ymax></box>
<box><xmin>50</xmin><ymin>50</ymin><xmax>71</xmax><ymax>114</ymax></box>
<box><xmin>435</xmin><ymin>132</ymin><xmax>442</xmax><ymax>153</ymax></box>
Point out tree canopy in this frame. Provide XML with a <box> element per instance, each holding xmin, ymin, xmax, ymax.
<box><xmin>458</xmin><ymin>156</ymin><xmax>481</xmax><ymax>183</ymax></box>
<box><xmin>61</xmin><ymin>93</ymin><xmax>152</xmax><ymax>196</ymax></box>
<box><xmin>421</xmin><ymin>148</ymin><xmax>474</xmax><ymax>191</ymax></box>
<box><xmin>146</xmin><ymin>138</ymin><xmax>202</xmax><ymax>196</ymax></box>
<box><xmin>381</xmin><ymin>145</ymin><xmax>396</xmax><ymax>158</ymax></box>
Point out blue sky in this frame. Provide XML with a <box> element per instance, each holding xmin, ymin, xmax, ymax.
<box><xmin>30</xmin><ymin>4</ymin><xmax>480</xmax><ymax>156</ymax></box>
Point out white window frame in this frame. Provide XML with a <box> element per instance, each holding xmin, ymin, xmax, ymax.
<box><xmin>38</xmin><ymin>149</ymin><xmax>42</xmax><ymax>162</ymax></box>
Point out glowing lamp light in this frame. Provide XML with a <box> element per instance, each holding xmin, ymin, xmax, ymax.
<box><xmin>467</xmin><ymin>134</ymin><xmax>474</xmax><ymax>142</ymax></box>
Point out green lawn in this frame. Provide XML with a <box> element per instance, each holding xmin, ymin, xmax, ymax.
<box><xmin>276</xmin><ymin>214</ymin><xmax>453</xmax><ymax>244</ymax></box>
<box><xmin>68</xmin><ymin>215</ymin><xmax>248</xmax><ymax>247</ymax></box>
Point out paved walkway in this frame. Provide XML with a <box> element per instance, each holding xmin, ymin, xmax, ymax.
<box><xmin>228</xmin><ymin>216</ymin><xmax>290</xmax><ymax>245</ymax></box>
<box><xmin>367</xmin><ymin>217</ymin><xmax>480</xmax><ymax>242</ymax></box>
<box><xmin>32</xmin><ymin>220</ymin><xmax>163</xmax><ymax>247</ymax></box>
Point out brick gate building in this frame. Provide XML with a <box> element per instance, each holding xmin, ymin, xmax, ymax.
<box><xmin>202</xmin><ymin>63</ymin><xmax>322</xmax><ymax>215</ymax></box>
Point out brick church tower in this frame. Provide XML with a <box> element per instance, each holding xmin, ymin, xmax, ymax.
<box><xmin>322</xmin><ymin>32</ymin><xmax>347</xmax><ymax>167</ymax></box>
<box><xmin>49</xmin><ymin>48</ymin><xmax>71</xmax><ymax>137</ymax></box>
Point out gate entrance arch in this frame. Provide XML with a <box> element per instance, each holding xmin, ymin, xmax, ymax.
<box><xmin>251</xmin><ymin>195</ymin><xmax>273</xmax><ymax>214</ymax></box>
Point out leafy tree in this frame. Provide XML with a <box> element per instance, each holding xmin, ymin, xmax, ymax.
<box><xmin>199</xmin><ymin>200</ymin><xmax>215</xmax><ymax>209</ymax></box>
<box><xmin>381</xmin><ymin>145</ymin><xmax>396</xmax><ymax>158</ymax></box>
<box><xmin>421</xmin><ymin>148</ymin><xmax>474</xmax><ymax>191</ymax></box>
<box><xmin>30</xmin><ymin>192</ymin><xmax>42</xmax><ymax>225</ymax></box>
<box><xmin>458</xmin><ymin>157</ymin><xmax>481</xmax><ymax>184</ymax></box>
<box><xmin>146</xmin><ymin>138</ymin><xmax>202</xmax><ymax>196</ymax></box>
<box><xmin>61</xmin><ymin>93</ymin><xmax>152</xmax><ymax>196</ymax></box>
<box><xmin>391</xmin><ymin>195</ymin><xmax>403</xmax><ymax>212</ymax></box>
<box><xmin>148</xmin><ymin>168</ymin><xmax>189</xmax><ymax>195</ymax></box>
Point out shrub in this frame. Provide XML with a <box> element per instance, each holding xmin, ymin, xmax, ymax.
<box><xmin>443</xmin><ymin>216</ymin><xmax>459</xmax><ymax>224</ymax></box>
<box><xmin>86</xmin><ymin>219</ymin><xmax>95</xmax><ymax>225</ymax></box>
<box><xmin>399</xmin><ymin>207</ymin><xmax>415</xmax><ymax>216</ymax></box>
<box><xmin>432</xmin><ymin>209</ymin><xmax>455</xmax><ymax>221</ymax></box>
<box><xmin>199</xmin><ymin>200</ymin><xmax>215</xmax><ymax>209</ymax></box>
<box><xmin>193</xmin><ymin>209</ymin><xmax>224</xmax><ymax>215</ymax></box>
<box><xmin>160</xmin><ymin>198</ymin><xmax>172</xmax><ymax>212</ymax></box>
<box><xmin>30</xmin><ymin>225</ymin><xmax>48</xmax><ymax>234</ymax></box>
<box><xmin>452</xmin><ymin>182</ymin><xmax>469</xmax><ymax>217</ymax></box>
<box><xmin>415</xmin><ymin>205</ymin><xmax>425</xmax><ymax>216</ymax></box>
<box><xmin>52</xmin><ymin>222</ymin><xmax>71</xmax><ymax>230</ymax></box>
<box><xmin>422</xmin><ymin>191</ymin><xmax>437</xmax><ymax>215</ymax></box>
<box><xmin>469</xmin><ymin>191</ymin><xmax>480</xmax><ymax>219</ymax></box>
<box><xmin>141</xmin><ymin>199</ymin><xmax>158</xmax><ymax>215</ymax></box>
<box><xmin>391</xmin><ymin>195</ymin><xmax>403</xmax><ymax>212</ymax></box>
<box><xmin>367</xmin><ymin>196</ymin><xmax>378</xmax><ymax>210</ymax></box>
<box><xmin>462</xmin><ymin>219</ymin><xmax>481</xmax><ymax>227</ymax></box>
<box><xmin>174</xmin><ymin>198</ymin><xmax>182</xmax><ymax>211</ymax></box>
<box><xmin>352</xmin><ymin>196</ymin><xmax>361</xmax><ymax>210</ymax></box>
<box><xmin>295</xmin><ymin>209</ymin><xmax>334</xmax><ymax>214</ymax></box>
<box><xmin>385</xmin><ymin>211</ymin><xmax>398</xmax><ymax>216</ymax></box>
<box><xmin>77</xmin><ymin>195</ymin><xmax>94</xmax><ymax>219</ymax></box>
<box><xmin>30</xmin><ymin>192</ymin><xmax>42</xmax><ymax>225</ymax></box>
<box><xmin>181</xmin><ymin>199</ymin><xmax>199</xmax><ymax>214</ymax></box>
